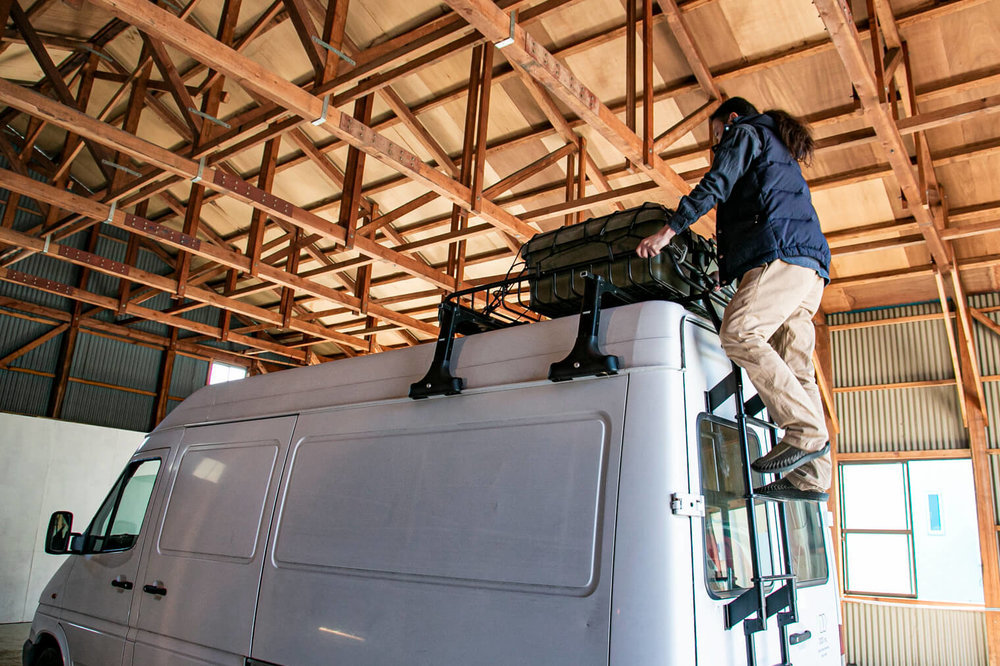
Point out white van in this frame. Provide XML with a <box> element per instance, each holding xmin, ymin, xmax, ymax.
<box><xmin>23</xmin><ymin>300</ymin><xmax>841</xmax><ymax>666</ymax></box>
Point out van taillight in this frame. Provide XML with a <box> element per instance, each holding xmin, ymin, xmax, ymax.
<box><xmin>839</xmin><ymin>623</ymin><xmax>845</xmax><ymax>655</ymax></box>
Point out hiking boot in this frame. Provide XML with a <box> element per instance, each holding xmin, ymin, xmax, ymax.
<box><xmin>750</xmin><ymin>441</ymin><xmax>830</xmax><ymax>475</ymax></box>
<box><xmin>753</xmin><ymin>477</ymin><xmax>829</xmax><ymax>502</ymax></box>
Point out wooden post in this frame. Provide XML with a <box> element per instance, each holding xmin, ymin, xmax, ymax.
<box><xmin>949</xmin><ymin>266</ymin><xmax>1000</xmax><ymax>666</ymax></box>
<box><xmin>339</xmin><ymin>94</ymin><xmax>374</xmax><ymax>250</ymax></box>
<box><xmin>247</xmin><ymin>136</ymin><xmax>281</xmax><ymax>276</ymax></box>
<box><xmin>642</xmin><ymin>0</ymin><xmax>653</xmax><ymax>166</ymax></box>
<box><xmin>152</xmin><ymin>328</ymin><xmax>178</xmax><ymax>428</ymax></box>
<box><xmin>448</xmin><ymin>44</ymin><xmax>483</xmax><ymax>283</ymax></box>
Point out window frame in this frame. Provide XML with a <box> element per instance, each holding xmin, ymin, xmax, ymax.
<box><xmin>839</xmin><ymin>461</ymin><xmax>918</xmax><ymax>598</ymax></box>
<box><xmin>697</xmin><ymin>414</ymin><xmax>830</xmax><ymax>600</ymax></box>
<box><xmin>82</xmin><ymin>456</ymin><xmax>162</xmax><ymax>554</ymax></box>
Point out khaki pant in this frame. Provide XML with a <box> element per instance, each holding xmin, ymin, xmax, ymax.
<box><xmin>720</xmin><ymin>260</ymin><xmax>831</xmax><ymax>492</ymax></box>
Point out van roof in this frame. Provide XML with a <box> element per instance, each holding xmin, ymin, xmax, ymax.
<box><xmin>154</xmin><ymin>300</ymin><xmax>700</xmax><ymax>432</ymax></box>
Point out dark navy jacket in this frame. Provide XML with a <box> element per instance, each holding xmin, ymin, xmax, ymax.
<box><xmin>667</xmin><ymin>113</ymin><xmax>830</xmax><ymax>284</ymax></box>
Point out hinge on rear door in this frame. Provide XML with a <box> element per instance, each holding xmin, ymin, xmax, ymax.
<box><xmin>670</xmin><ymin>492</ymin><xmax>705</xmax><ymax>517</ymax></box>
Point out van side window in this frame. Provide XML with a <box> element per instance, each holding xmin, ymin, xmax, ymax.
<box><xmin>85</xmin><ymin>458</ymin><xmax>161</xmax><ymax>553</ymax></box>
<box><xmin>698</xmin><ymin>417</ymin><xmax>772</xmax><ymax>597</ymax></box>
<box><xmin>785</xmin><ymin>500</ymin><xmax>829</xmax><ymax>586</ymax></box>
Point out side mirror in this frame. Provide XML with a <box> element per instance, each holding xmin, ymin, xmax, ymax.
<box><xmin>44</xmin><ymin>511</ymin><xmax>73</xmax><ymax>554</ymax></box>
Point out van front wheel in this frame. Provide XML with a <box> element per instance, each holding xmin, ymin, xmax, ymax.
<box><xmin>34</xmin><ymin>646</ymin><xmax>62</xmax><ymax>666</ymax></box>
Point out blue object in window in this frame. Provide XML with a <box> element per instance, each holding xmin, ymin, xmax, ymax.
<box><xmin>928</xmin><ymin>494</ymin><xmax>942</xmax><ymax>533</ymax></box>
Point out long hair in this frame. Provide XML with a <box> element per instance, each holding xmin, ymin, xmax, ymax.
<box><xmin>710</xmin><ymin>97</ymin><xmax>815</xmax><ymax>164</ymax></box>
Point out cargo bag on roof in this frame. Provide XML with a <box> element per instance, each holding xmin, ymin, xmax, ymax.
<box><xmin>520</xmin><ymin>202</ymin><xmax>727</xmax><ymax>319</ymax></box>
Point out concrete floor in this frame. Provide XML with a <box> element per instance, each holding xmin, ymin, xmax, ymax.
<box><xmin>0</xmin><ymin>623</ymin><xmax>28</xmax><ymax>666</ymax></box>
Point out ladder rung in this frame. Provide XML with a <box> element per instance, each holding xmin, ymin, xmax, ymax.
<box><xmin>745</xmin><ymin>414</ymin><xmax>779</xmax><ymax>431</ymax></box>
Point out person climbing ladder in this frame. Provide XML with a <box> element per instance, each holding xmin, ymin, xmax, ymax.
<box><xmin>636</xmin><ymin>96</ymin><xmax>832</xmax><ymax>502</ymax></box>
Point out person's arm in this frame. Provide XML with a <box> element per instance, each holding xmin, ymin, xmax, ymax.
<box><xmin>637</xmin><ymin>125</ymin><xmax>761</xmax><ymax>258</ymax></box>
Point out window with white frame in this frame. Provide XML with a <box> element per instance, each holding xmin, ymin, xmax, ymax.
<box><xmin>208</xmin><ymin>361</ymin><xmax>247</xmax><ymax>385</ymax></box>
<box><xmin>839</xmin><ymin>459</ymin><xmax>983</xmax><ymax>603</ymax></box>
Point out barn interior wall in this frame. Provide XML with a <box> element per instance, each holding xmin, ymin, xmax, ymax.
<box><xmin>0</xmin><ymin>412</ymin><xmax>142</xmax><ymax>623</ymax></box>
<box><xmin>830</xmin><ymin>296</ymin><xmax>1000</xmax><ymax>665</ymax></box>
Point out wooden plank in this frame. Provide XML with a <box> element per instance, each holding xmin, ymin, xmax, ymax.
<box><xmin>0</xmin><ymin>223</ymin><xmax>372</xmax><ymax>351</ymax></box>
<box><xmin>642</xmin><ymin>0</ymin><xmax>653</xmax><ymax>166</ymax></box>
<box><xmin>837</xmin><ymin>449</ymin><xmax>971</xmax><ymax>462</ymax></box>
<box><xmin>281</xmin><ymin>0</ymin><xmax>327</xmax><ymax>76</ymax></box>
<box><xmin>652</xmin><ymin>99</ymin><xmax>716</xmax><ymax>155</ymax></box>
<box><xmin>152</xmin><ymin>329</ymin><xmax>177</xmax><ymax>427</ymax></box>
<box><xmin>626</xmin><ymin>0</ymin><xmax>636</xmax><ymax>136</ymax></box>
<box><xmin>320</xmin><ymin>0</ymin><xmax>349</xmax><ymax>83</ymax></box>
<box><xmin>8</xmin><ymin>1</ymin><xmax>116</xmax><ymax>183</ymax></box>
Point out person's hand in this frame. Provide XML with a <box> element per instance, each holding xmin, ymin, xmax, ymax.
<box><xmin>709</xmin><ymin>270</ymin><xmax>721</xmax><ymax>292</ymax></box>
<box><xmin>636</xmin><ymin>227</ymin><xmax>676</xmax><ymax>258</ymax></box>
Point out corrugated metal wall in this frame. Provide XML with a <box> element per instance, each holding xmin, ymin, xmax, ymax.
<box><xmin>0</xmin><ymin>185</ymin><xmax>215</xmax><ymax>430</ymax></box>
<box><xmin>843</xmin><ymin>600</ymin><xmax>987</xmax><ymax>666</ymax></box>
<box><xmin>830</xmin><ymin>299</ymin><xmax>996</xmax><ymax>665</ymax></box>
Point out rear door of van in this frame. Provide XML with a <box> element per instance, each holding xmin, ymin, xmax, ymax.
<box><xmin>251</xmin><ymin>377</ymin><xmax>627</xmax><ymax>666</ymax></box>
<box><xmin>127</xmin><ymin>416</ymin><xmax>296</xmax><ymax>665</ymax></box>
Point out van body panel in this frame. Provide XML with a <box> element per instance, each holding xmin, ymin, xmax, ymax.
<box><xmin>610</xmin><ymin>368</ymin><xmax>698</xmax><ymax>665</ymax></box>
<box><xmin>251</xmin><ymin>377</ymin><xmax>628</xmax><ymax>666</ymax></box>
<box><xmin>130</xmin><ymin>417</ymin><xmax>296</xmax><ymax>665</ymax></box>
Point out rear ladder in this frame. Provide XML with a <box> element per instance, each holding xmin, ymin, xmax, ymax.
<box><xmin>702</xmin><ymin>295</ymin><xmax>801</xmax><ymax>666</ymax></box>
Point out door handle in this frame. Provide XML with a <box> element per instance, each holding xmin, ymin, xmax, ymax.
<box><xmin>142</xmin><ymin>584</ymin><xmax>167</xmax><ymax>596</ymax></box>
<box><xmin>789</xmin><ymin>630</ymin><xmax>812</xmax><ymax>645</ymax></box>
<box><xmin>110</xmin><ymin>578</ymin><xmax>133</xmax><ymax>590</ymax></box>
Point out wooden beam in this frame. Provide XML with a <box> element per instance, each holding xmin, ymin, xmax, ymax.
<box><xmin>0</xmin><ymin>79</ymin><xmax>462</xmax><ymax>291</ymax></box>
<box><xmin>89</xmin><ymin>0</ymin><xmax>537</xmax><ymax>241</ymax></box>
<box><xmin>652</xmin><ymin>99</ymin><xmax>717</xmax><ymax>155</ymax></box>
<box><xmin>0</xmin><ymin>167</ymin><xmax>438</xmax><ymax>338</ymax></box>
<box><xmin>951</xmin><ymin>267</ymin><xmax>1000</xmax><ymax>666</ymax></box>
<box><xmin>445</xmin><ymin>0</ymin><xmax>703</xmax><ymax>228</ymax></box>
<box><xmin>152</xmin><ymin>328</ymin><xmax>177</xmax><ymax>427</ymax></box>
<box><xmin>813</xmin><ymin>0</ymin><xmax>951</xmax><ymax>269</ymax></box>
<box><xmin>654</xmin><ymin>0</ymin><xmax>721</xmax><ymax>99</ymax></box>
<box><xmin>933</xmin><ymin>268</ymin><xmax>968</xmax><ymax>427</ymax></box>
<box><xmin>0</xmin><ymin>223</ymin><xmax>370</xmax><ymax>353</ymax></box>
<box><xmin>378</xmin><ymin>86</ymin><xmax>459</xmax><ymax>178</ymax></box>
<box><xmin>339</xmin><ymin>94</ymin><xmax>374</xmax><ymax>250</ymax></box>
<box><xmin>0</xmin><ymin>322</ymin><xmax>68</xmax><ymax>369</ymax></box>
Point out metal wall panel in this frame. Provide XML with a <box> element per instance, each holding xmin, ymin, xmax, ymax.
<box><xmin>843</xmin><ymin>600</ymin><xmax>987</xmax><ymax>666</ymax></box>
<box><xmin>834</xmin><ymin>386</ymin><xmax>966</xmax><ymax>453</ymax></box>
<box><xmin>60</xmin><ymin>382</ymin><xmax>155</xmax><ymax>432</ymax></box>
<box><xmin>68</xmin><ymin>332</ymin><xmax>162</xmax><ymax>394</ymax></box>
<box><xmin>0</xmin><ymin>313</ymin><xmax>62</xmax><ymax>373</ymax></box>
<box><xmin>0</xmin><ymin>369</ymin><xmax>51</xmax><ymax>417</ymax></box>
<box><xmin>832</xmin><ymin>318</ymin><xmax>953</xmax><ymax>388</ymax></box>
<box><xmin>169</xmin><ymin>353</ymin><xmax>208</xmax><ymax>399</ymax></box>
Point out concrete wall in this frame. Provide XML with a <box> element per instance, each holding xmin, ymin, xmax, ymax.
<box><xmin>0</xmin><ymin>413</ymin><xmax>143</xmax><ymax>623</ymax></box>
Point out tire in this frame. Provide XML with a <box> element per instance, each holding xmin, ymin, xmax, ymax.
<box><xmin>34</xmin><ymin>646</ymin><xmax>62</xmax><ymax>666</ymax></box>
